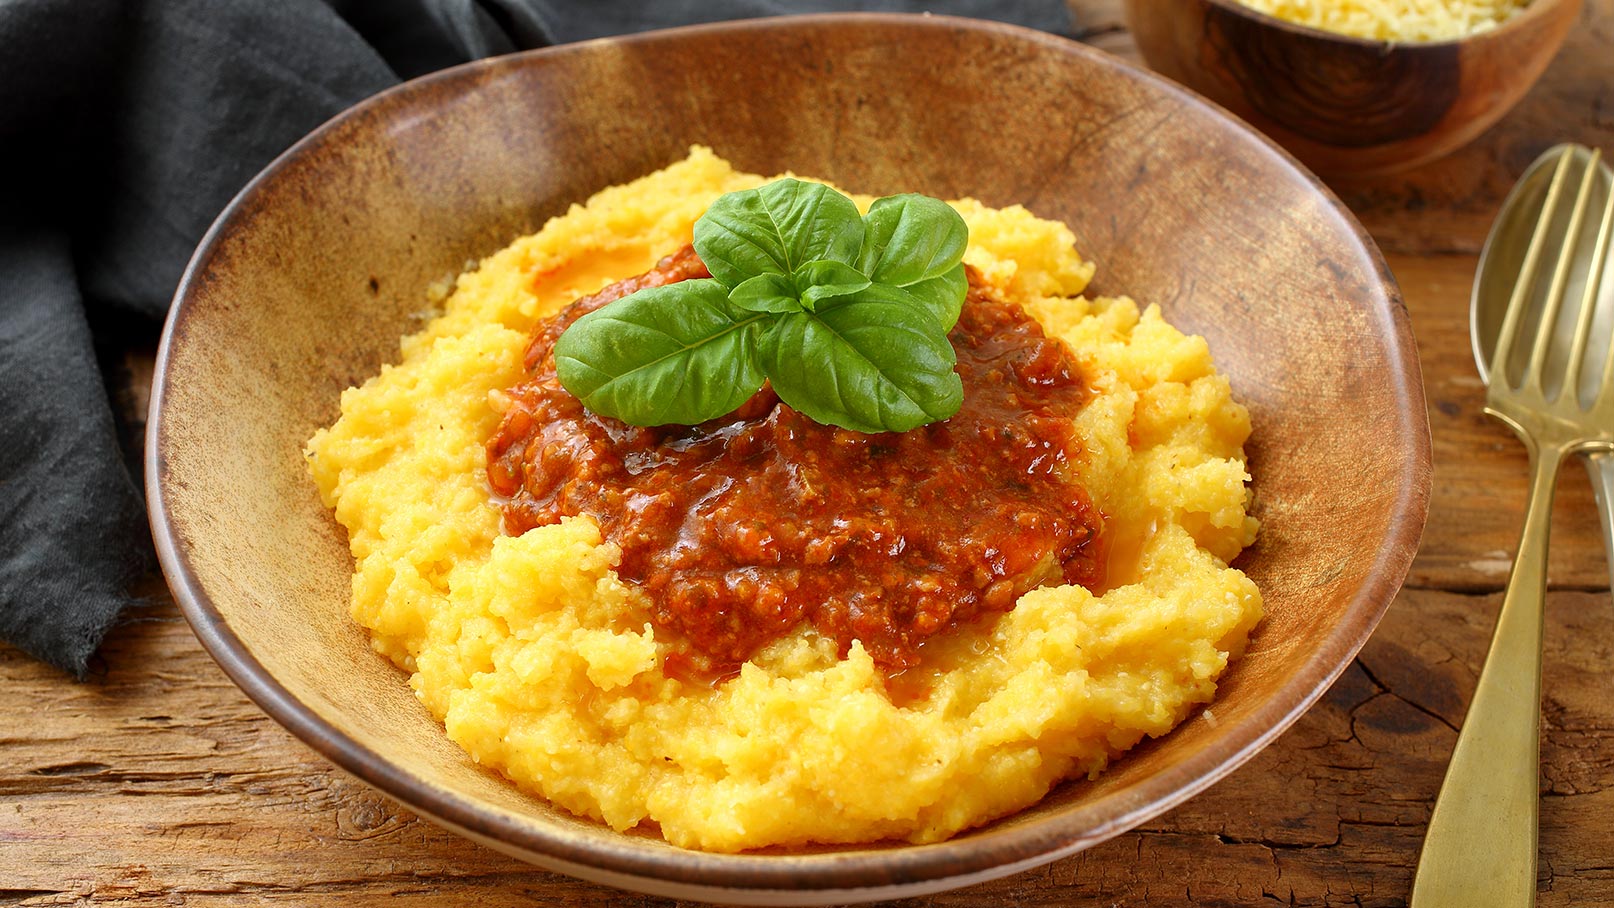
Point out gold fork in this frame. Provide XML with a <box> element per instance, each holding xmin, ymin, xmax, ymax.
<box><xmin>1412</xmin><ymin>146</ymin><xmax>1614</xmax><ymax>906</ymax></box>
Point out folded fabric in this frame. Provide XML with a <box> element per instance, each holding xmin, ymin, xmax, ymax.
<box><xmin>0</xmin><ymin>0</ymin><xmax>1074</xmax><ymax>678</ymax></box>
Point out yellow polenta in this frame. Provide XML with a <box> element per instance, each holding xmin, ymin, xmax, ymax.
<box><xmin>306</xmin><ymin>147</ymin><xmax>1263</xmax><ymax>852</ymax></box>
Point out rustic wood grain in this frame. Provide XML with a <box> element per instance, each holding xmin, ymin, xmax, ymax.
<box><xmin>4</xmin><ymin>2</ymin><xmax>1614</xmax><ymax>905</ymax></box>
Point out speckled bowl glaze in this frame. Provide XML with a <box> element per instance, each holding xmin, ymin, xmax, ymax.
<box><xmin>148</xmin><ymin>14</ymin><xmax>1431</xmax><ymax>905</ymax></box>
<box><xmin>1126</xmin><ymin>0</ymin><xmax>1582</xmax><ymax>176</ymax></box>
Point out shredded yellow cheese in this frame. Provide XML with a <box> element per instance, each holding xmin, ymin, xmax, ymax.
<box><xmin>1232</xmin><ymin>0</ymin><xmax>1530</xmax><ymax>41</ymax></box>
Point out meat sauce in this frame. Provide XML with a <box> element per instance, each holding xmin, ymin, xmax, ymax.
<box><xmin>486</xmin><ymin>246</ymin><xmax>1103</xmax><ymax>678</ymax></box>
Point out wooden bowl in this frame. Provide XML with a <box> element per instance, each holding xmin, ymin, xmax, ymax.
<box><xmin>147</xmin><ymin>13</ymin><xmax>1431</xmax><ymax>905</ymax></box>
<box><xmin>1126</xmin><ymin>0</ymin><xmax>1583</xmax><ymax>176</ymax></box>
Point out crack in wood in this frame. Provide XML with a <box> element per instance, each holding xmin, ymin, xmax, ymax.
<box><xmin>28</xmin><ymin>763</ymin><xmax>111</xmax><ymax>777</ymax></box>
<box><xmin>0</xmin><ymin>891</ymin><xmax>67</xmax><ymax>905</ymax></box>
<box><xmin>1352</xmin><ymin>659</ymin><xmax>1461</xmax><ymax>735</ymax></box>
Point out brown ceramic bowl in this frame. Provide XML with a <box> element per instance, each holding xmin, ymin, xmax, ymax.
<box><xmin>147</xmin><ymin>13</ymin><xmax>1430</xmax><ymax>905</ymax></box>
<box><xmin>1126</xmin><ymin>0</ymin><xmax>1582</xmax><ymax>176</ymax></box>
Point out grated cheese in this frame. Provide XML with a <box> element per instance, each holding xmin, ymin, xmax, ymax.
<box><xmin>1231</xmin><ymin>0</ymin><xmax>1531</xmax><ymax>41</ymax></box>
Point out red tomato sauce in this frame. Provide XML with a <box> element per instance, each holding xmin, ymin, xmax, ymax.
<box><xmin>487</xmin><ymin>246</ymin><xmax>1103</xmax><ymax>678</ymax></box>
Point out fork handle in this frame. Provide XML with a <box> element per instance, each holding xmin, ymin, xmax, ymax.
<box><xmin>1411</xmin><ymin>440</ymin><xmax>1562</xmax><ymax>908</ymax></box>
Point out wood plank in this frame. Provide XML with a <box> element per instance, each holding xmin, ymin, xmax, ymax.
<box><xmin>2</xmin><ymin>584</ymin><xmax>1611</xmax><ymax>906</ymax></box>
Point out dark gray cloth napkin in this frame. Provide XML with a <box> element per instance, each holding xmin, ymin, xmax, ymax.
<box><xmin>0</xmin><ymin>0</ymin><xmax>1076</xmax><ymax>678</ymax></box>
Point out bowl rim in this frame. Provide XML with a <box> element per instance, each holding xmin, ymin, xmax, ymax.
<box><xmin>147</xmin><ymin>10</ymin><xmax>1432</xmax><ymax>898</ymax></box>
<box><xmin>1199</xmin><ymin>0</ymin><xmax>1577</xmax><ymax>49</ymax></box>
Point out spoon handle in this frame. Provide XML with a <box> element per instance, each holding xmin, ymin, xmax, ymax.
<box><xmin>1411</xmin><ymin>441</ymin><xmax>1559</xmax><ymax>908</ymax></box>
<box><xmin>1583</xmin><ymin>452</ymin><xmax>1614</xmax><ymax>587</ymax></box>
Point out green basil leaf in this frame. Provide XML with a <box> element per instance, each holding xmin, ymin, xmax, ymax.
<box><xmin>555</xmin><ymin>180</ymin><xmax>973</xmax><ymax>434</ymax></box>
<box><xmin>760</xmin><ymin>293</ymin><xmax>963</xmax><ymax>433</ymax></box>
<box><xmin>856</xmin><ymin>194</ymin><xmax>969</xmax><ymax>288</ymax></box>
<box><xmin>730</xmin><ymin>273</ymin><xmax>802</xmax><ymax>314</ymax></box>
<box><xmin>796</xmin><ymin>259</ymin><xmax>872</xmax><ymax>311</ymax></box>
<box><xmin>554</xmin><ymin>279</ymin><xmax>767</xmax><ymax>426</ymax></box>
<box><xmin>694</xmin><ymin>179</ymin><xmax>864</xmax><ymax>288</ymax></box>
<box><xmin>891</xmin><ymin>261</ymin><xmax>967</xmax><ymax>328</ymax></box>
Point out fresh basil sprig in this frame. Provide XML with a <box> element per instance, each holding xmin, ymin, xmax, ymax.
<box><xmin>553</xmin><ymin>178</ymin><xmax>968</xmax><ymax>433</ymax></box>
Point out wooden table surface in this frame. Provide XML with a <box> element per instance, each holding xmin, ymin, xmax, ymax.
<box><xmin>6</xmin><ymin>2</ymin><xmax>1614</xmax><ymax>905</ymax></box>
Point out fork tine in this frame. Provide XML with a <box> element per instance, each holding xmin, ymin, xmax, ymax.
<box><xmin>1493</xmin><ymin>146</ymin><xmax>1577</xmax><ymax>387</ymax></box>
<box><xmin>1526</xmin><ymin>148</ymin><xmax>1602</xmax><ymax>396</ymax></box>
<box><xmin>1585</xmin><ymin>165</ymin><xmax>1614</xmax><ymax>406</ymax></box>
<box><xmin>1566</xmin><ymin>151</ymin><xmax>1614</xmax><ymax>404</ymax></box>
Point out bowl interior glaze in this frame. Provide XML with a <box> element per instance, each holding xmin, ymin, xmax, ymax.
<box><xmin>149</xmin><ymin>14</ymin><xmax>1431</xmax><ymax>905</ymax></box>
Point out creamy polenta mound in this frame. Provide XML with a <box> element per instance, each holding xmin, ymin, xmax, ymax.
<box><xmin>306</xmin><ymin>147</ymin><xmax>1263</xmax><ymax>852</ymax></box>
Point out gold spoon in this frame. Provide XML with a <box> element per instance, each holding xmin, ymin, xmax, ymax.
<box><xmin>1413</xmin><ymin>144</ymin><xmax>1614</xmax><ymax>906</ymax></box>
